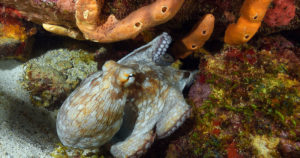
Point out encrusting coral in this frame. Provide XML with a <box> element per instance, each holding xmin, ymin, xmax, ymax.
<box><xmin>264</xmin><ymin>0</ymin><xmax>296</xmax><ymax>27</ymax></box>
<box><xmin>251</xmin><ymin>135</ymin><xmax>280</xmax><ymax>158</ymax></box>
<box><xmin>224</xmin><ymin>0</ymin><xmax>272</xmax><ymax>45</ymax></box>
<box><xmin>0</xmin><ymin>0</ymin><xmax>77</xmax><ymax>28</ymax></box>
<box><xmin>0</xmin><ymin>4</ymin><xmax>36</xmax><ymax>60</ymax></box>
<box><xmin>21</xmin><ymin>49</ymin><xmax>97</xmax><ymax>108</ymax></box>
<box><xmin>163</xmin><ymin>36</ymin><xmax>300</xmax><ymax>157</ymax></box>
<box><xmin>171</xmin><ymin>14</ymin><xmax>215</xmax><ymax>59</ymax></box>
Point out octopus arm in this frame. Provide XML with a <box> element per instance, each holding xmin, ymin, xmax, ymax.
<box><xmin>163</xmin><ymin>68</ymin><xmax>197</xmax><ymax>91</ymax></box>
<box><xmin>110</xmin><ymin>130</ymin><xmax>155</xmax><ymax>158</ymax></box>
<box><xmin>110</xmin><ymin>82</ymin><xmax>168</xmax><ymax>157</ymax></box>
<box><xmin>156</xmin><ymin>87</ymin><xmax>191</xmax><ymax>138</ymax></box>
<box><xmin>118</xmin><ymin>32</ymin><xmax>172</xmax><ymax>65</ymax></box>
<box><xmin>110</xmin><ymin>103</ymin><xmax>160</xmax><ymax>157</ymax></box>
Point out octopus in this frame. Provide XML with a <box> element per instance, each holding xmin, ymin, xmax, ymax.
<box><xmin>56</xmin><ymin>32</ymin><xmax>196</xmax><ymax>157</ymax></box>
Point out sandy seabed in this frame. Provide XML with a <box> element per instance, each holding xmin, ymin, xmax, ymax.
<box><xmin>0</xmin><ymin>60</ymin><xmax>58</xmax><ymax>158</ymax></box>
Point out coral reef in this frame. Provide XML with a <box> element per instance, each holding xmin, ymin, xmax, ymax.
<box><xmin>21</xmin><ymin>49</ymin><xmax>97</xmax><ymax>108</ymax></box>
<box><xmin>0</xmin><ymin>1</ymin><xmax>299</xmax><ymax>158</ymax></box>
<box><xmin>0</xmin><ymin>4</ymin><xmax>36</xmax><ymax>60</ymax></box>
<box><xmin>50</xmin><ymin>143</ymin><xmax>104</xmax><ymax>158</ymax></box>
<box><xmin>188</xmin><ymin>75</ymin><xmax>211</xmax><ymax>108</ymax></box>
<box><xmin>251</xmin><ymin>135</ymin><xmax>280</xmax><ymax>157</ymax></box>
<box><xmin>56</xmin><ymin>33</ymin><xmax>195</xmax><ymax>157</ymax></box>
<box><xmin>0</xmin><ymin>19</ymin><xmax>27</xmax><ymax>41</ymax></box>
<box><xmin>0</xmin><ymin>38</ymin><xmax>26</xmax><ymax>60</ymax></box>
<box><xmin>0</xmin><ymin>0</ymin><xmax>185</xmax><ymax>42</ymax></box>
<box><xmin>0</xmin><ymin>0</ymin><xmax>299</xmax><ymax>44</ymax></box>
<box><xmin>224</xmin><ymin>0</ymin><xmax>272</xmax><ymax>45</ymax></box>
<box><xmin>0</xmin><ymin>0</ymin><xmax>76</xmax><ymax>28</ymax></box>
<box><xmin>164</xmin><ymin>35</ymin><xmax>300</xmax><ymax>157</ymax></box>
<box><xmin>264</xmin><ymin>0</ymin><xmax>296</xmax><ymax>27</ymax></box>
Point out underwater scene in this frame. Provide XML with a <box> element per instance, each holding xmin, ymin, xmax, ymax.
<box><xmin>0</xmin><ymin>0</ymin><xmax>299</xmax><ymax>158</ymax></box>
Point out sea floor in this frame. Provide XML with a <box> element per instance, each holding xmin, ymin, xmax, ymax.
<box><xmin>0</xmin><ymin>60</ymin><xmax>58</xmax><ymax>158</ymax></box>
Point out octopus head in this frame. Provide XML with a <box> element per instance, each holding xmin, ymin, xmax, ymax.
<box><xmin>102</xmin><ymin>60</ymin><xmax>136</xmax><ymax>88</ymax></box>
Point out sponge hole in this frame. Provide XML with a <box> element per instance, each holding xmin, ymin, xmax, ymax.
<box><xmin>161</xmin><ymin>6</ymin><xmax>168</xmax><ymax>13</ymax></box>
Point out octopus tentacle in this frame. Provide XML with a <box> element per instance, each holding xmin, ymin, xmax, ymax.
<box><xmin>158</xmin><ymin>108</ymin><xmax>191</xmax><ymax>139</ymax></box>
<box><xmin>110</xmin><ymin>71</ymin><xmax>169</xmax><ymax>157</ymax></box>
<box><xmin>75</xmin><ymin>0</ymin><xmax>184</xmax><ymax>42</ymax></box>
<box><xmin>129</xmin><ymin>132</ymin><xmax>156</xmax><ymax>158</ymax></box>
<box><xmin>118</xmin><ymin>32</ymin><xmax>174</xmax><ymax>65</ymax></box>
<box><xmin>152</xmin><ymin>32</ymin><xmax>174</xmax><ymax>66</ymax></box>
<box><xmin>110</xmin><ymin>131</ymin><xmax>156</xmax><ymax>158</ymax></box>
<box><xmin>156</xmin><ymin>87</ymin><xmax>191</xmax><ymax>138</ymax></box>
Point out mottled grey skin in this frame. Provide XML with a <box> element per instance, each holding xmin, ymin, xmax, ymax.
<box><xmin>56</xmin><ymin>32</ymin><xmax>196</xmax><ymax>158</ymax></box>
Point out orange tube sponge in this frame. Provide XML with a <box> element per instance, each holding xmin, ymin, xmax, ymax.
<box><xmin>172</xmin><ymin>14</ymin><xmax>215</xmax><ymax>59</ymax></box>
<box><xmin>224</xmin><ymin>17</ymin><xmax>261</xmax><ymax>45</ymax></box>
<box><xmin>75</xmin><ymin>0</ymin><xmax>184</xmax><ymax>43</ymax></box>
<box><xmin>240</xmin><ymin>0</ymin><xmax>273</xmax><ymax>22</ymax></box>
<box><xmin>224</xmin><ymin>0</ymin><xmax>272</xmax><ymax>45</ymax></box>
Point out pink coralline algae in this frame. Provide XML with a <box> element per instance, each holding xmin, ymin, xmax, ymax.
<box><xmin>260</xmin><ymin>35</ymin><xmax>294</xmax><ymax>52</ymax></box>
<box><xmin>264</xmin><ymin>0</ymin><xmax>296</xmax><ymax>27</ymax></box>
<box><xmin>188</xmin><ymin>75</ymin><xmax>211</xmax><ymax>108</ymax></box>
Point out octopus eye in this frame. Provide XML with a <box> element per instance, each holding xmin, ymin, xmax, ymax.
<box><xmin>118</xmin><ymin>69</ymin><xmax>136</xmax><ymax>87</ymax></box>
<box><xmin>128</xmin><ymin>73</ymin><xmax>135</xmax><ymax>78</ymax></box>
<box><xmin>124</xmin><ymin>73</ymin><xmax>135</xmax><ymax>87</ymax></box>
